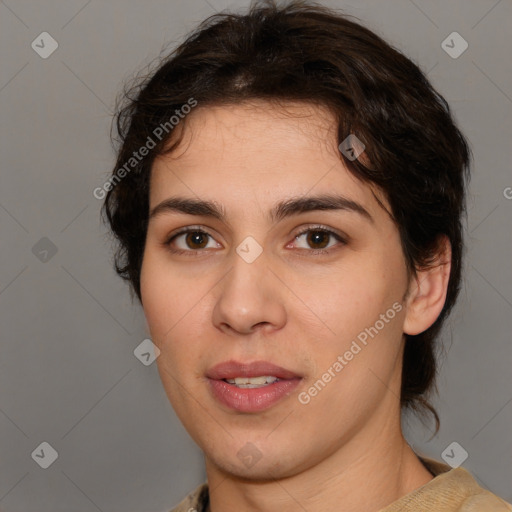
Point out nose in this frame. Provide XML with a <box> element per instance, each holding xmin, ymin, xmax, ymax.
<box><xmin>212</xmin><ymin>248</ymin><xmax>287</xmax><ymax>336</ymax></box>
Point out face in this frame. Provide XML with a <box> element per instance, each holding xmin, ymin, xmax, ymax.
<box><xmin>140</xmin><ymin>100</ymin><xmax>412</xmax><ymax>480</ymax></box>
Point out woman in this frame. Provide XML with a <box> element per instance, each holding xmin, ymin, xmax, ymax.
<box><xmin>102</xmin><ymin>1</ymin><xmax>511</xmax><ymax>510</ymax></box>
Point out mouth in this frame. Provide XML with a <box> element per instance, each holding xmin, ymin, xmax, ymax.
<box><xmin>206</xmin><ymin>360</ymin><xmax>302</xmax><ymax>413</ymax></box>
<box><xmin>224</xmin><ymin>375</ymin><xmax>280</xmax><ymax>388</ymax></box>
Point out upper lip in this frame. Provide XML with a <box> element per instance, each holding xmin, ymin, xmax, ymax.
<box><xmin>207</xmin><ymin>360</ymin><xmax>301</xmax><ymax>380</ymax></box>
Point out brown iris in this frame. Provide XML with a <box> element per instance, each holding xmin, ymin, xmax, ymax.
<box><xmin>304</xmin><ymin>230</ymin><xmax>330</xmax><ymax>249</ymax></box>
<box><xmin>185</xmin><ymin>231</ymin><xmax>209</xmax><ymax>249</ymax></box>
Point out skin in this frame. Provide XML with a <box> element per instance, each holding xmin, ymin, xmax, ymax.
<box><xmin>140</xmin><ymin>100</ymin><xmax>451</xmax><ymax>512</ymax></box>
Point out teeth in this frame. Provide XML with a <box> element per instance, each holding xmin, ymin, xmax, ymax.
<box><xmin>226</xmin><ymin>376</ymin><xmax>279</xmax><ymax>388</ymax></box>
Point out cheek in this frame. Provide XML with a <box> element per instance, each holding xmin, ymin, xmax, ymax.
<box><xmin>140</xmin><ymin>255</ymin><xmax>167</xmax><ymax>340</ymax></box>
<box><xmin>296</xmin><ymin>252</ymin><xmax>407</xmax><ymax>402</ymax></box>
<box><xmin>140</xmin><ymin>252</ymin><xmax>185</xmax><ymax>348</ymax></box>
<box><xmin>308</xmin><ymin>259</ymin><xmax>406</xmax><ymax>342</ymax></box>
<box><xmin>140</xmin><ymin>252</ymin><xmax>211</xmax><ymax>366</ymax></box>
<box><xmin>298</xmin><ymin>280</ymin><xmax>405</xmax><ymax>426</ymax></box>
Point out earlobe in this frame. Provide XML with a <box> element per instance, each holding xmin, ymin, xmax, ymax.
<box><xmin>403</xmin><ymin>236</ymin><xmax>452</xmax><ymax>336</ymax></box>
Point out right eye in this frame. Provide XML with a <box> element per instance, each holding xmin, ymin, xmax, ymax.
<box><xmin>164</xmin><ymin>227</ymin><xmax>222</xmax><ymax>255</ymax></box>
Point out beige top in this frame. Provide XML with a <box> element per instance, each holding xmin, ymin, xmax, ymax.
<box><xmin>168</xmin><ymin>456</ymin><xmax>512</xmax><ymax>511</ymax></box>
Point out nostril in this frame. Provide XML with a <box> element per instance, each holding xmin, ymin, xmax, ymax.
<box><xmin>252</xmin><ymin>321</ymin><xmax>271</xmax><ymax>331</ymax></box>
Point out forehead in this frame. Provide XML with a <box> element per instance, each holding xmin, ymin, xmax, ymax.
<box><xmin>162</xmin><ymin>100</ymin><xmax>339</xmax><ymax>160</ymax></box>
<box><xmin>149</xmin><ymin>100</ymin><xmax>388</xmax><ymax>218</ymax></box>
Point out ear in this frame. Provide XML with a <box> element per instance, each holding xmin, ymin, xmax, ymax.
<box><xmin>403</xmin><ymin>235</ymin><xmax>452</xmax><ymax>336</ymax></box>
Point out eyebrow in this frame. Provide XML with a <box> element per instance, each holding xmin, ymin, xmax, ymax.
<box><xmin>149</xmin><ymin>193</ymin><xmax>373</xmax><ymax>224</ymax></box>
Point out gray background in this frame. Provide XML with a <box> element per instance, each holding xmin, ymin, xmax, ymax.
<box><xmin>0</xmin><ymin>0</ymin><xmax>511</xmax><ymax>510</ymax></box>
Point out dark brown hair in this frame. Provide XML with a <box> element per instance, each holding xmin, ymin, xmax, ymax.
<box><xmin>102</xmin><ymin>0</ymin><xmax>471</xmax><ymax>431</ymax></box>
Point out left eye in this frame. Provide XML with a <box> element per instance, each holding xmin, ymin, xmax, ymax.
<box><xmin>292</xmin><ymin>228</ymin><xmax>344</xmax><ymax>252</ymax></box>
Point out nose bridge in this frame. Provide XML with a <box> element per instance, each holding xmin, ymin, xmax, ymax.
<box><xmin>212</xmin><ymin>241</ymin><xmax>286</xmax><ymax>334</ymax></box>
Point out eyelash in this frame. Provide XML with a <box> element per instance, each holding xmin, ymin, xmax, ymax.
<box><xmin>162</xmin><ymin>225</ymin><xmax>347</xmax><ymax>257</ymax></box>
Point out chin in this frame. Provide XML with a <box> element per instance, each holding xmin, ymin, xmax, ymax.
<box><xmin>203</xmin><ymin>436</ymin><xmax>309</xmax><ymax>482</ymax></box>
<box><xmin>208</xmin><ymin>453</ymin><xmax>300</xmax><ymax>482</ymax></box>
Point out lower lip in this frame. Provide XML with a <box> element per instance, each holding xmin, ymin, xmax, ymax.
<box><xmin>208</xmin><ymin>378</ymin><xmax>301</xmax><ymax>412</ymax></box>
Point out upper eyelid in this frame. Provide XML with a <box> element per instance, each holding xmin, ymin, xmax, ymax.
<box><xmin>166</xmin><ymin>225</ymin><xmax>216</xmax><ymax>241</ymax></box>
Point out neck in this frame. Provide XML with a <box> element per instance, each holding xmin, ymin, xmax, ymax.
<box><xmin>205</xmin><ymin>414</ymin><xmax>433</xmax><ymax>512</ymax></box>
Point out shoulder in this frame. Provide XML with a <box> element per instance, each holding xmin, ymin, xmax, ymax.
<box><xmin>459</xmin><ymin>490</ymin><xmax>512</xmax><ymax>511</ymax></box>
<box><xmin>382</xmin><ymin>456</ymin><xmax>512</xmax><ymax>511</ymax></box>
<box><xmin>168</xmin><ymin>482</ymin><xmax>209</xmax><ymax>512</ymax></box>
